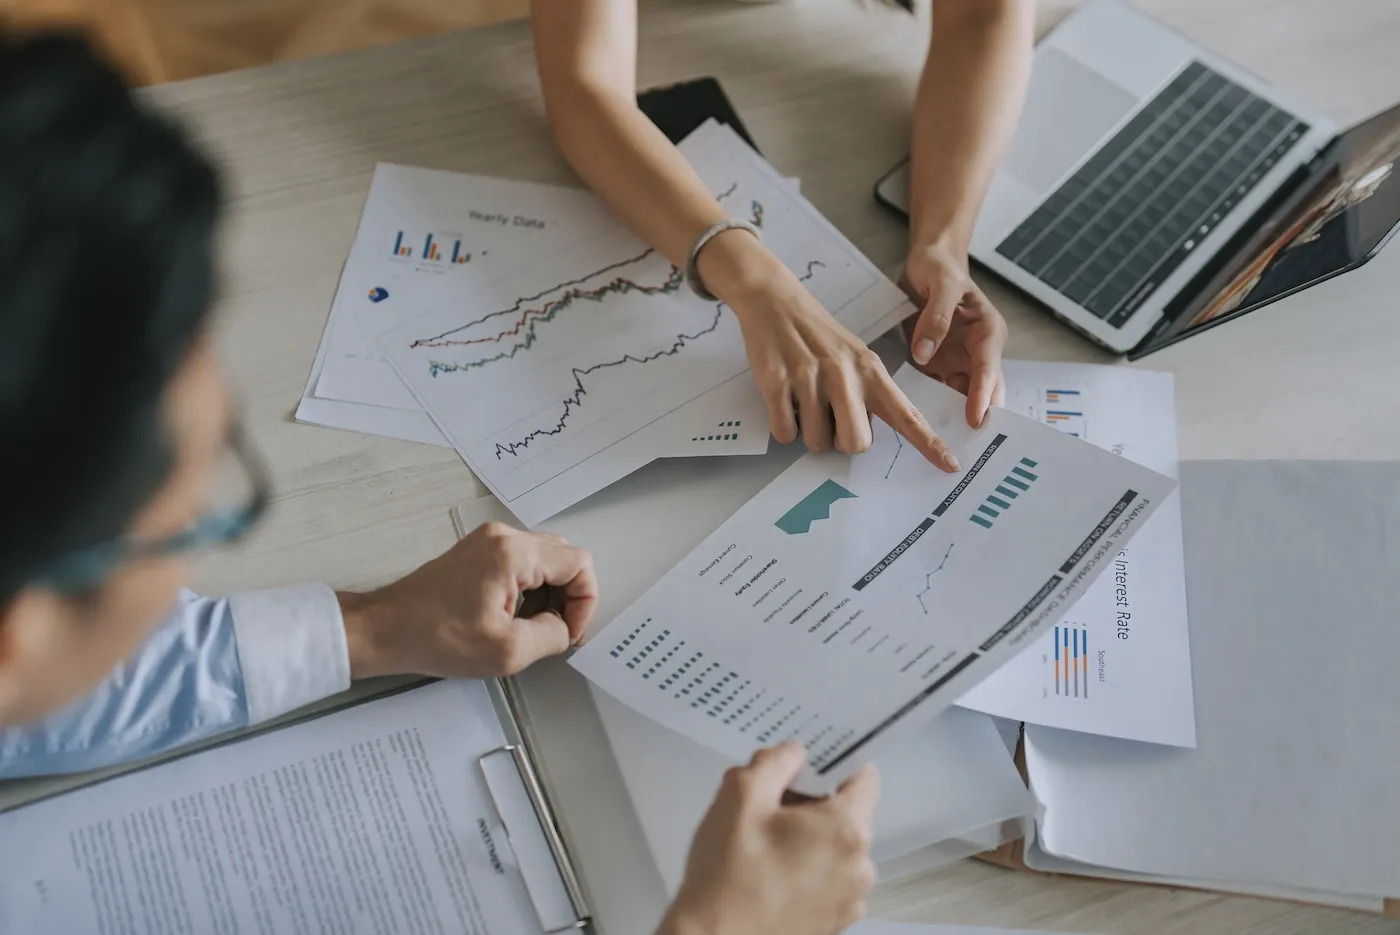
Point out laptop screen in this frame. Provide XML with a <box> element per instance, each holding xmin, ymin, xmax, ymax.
<box><xmin>1138</xmin><ymin>101</ymin><xmax>1400</xmax><ymax>355</ymax></box>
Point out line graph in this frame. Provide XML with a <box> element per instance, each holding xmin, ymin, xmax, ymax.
<box><xmin>493</xmin><ymin>260</ymin><xmax>827</xmax><ymax>459</ymax></box>
<box><xmin>915</xmin><ymin>543</ymin><xmax>955</xmax><ymax>615</ymax></box>
<box><xmin>423</xmin><ymin>264</ymin><xmax>684</xmax><ymax>376</ymax></box>
<box><xmin>884</xmin><ymin>435</ymin><xmax>906</xmax><ymax>479</ymax></box>
<box><xmin>412</xmin><ymin>248</ymin><xmax>661</xmax><ymax>348</ymax></box>
<box><xmin>412</xmin><ymin>183</ymin><xmax>745</xmax><ymax>367</ymax></box>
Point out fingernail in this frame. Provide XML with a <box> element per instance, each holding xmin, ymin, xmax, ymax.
<box><xmin>914</xmin><ymin>339</ymin><xmax>935</xmax><ymax>364</ymax></box>
<box><xmin>947</xmin><ymin>455</ymin><xmax>962</xmax><ymax>472</ymax></box>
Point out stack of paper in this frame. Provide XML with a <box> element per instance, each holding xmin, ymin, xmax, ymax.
<box><xmin>298</xmin><ymin>122</ymin><xmax>909</xmax><ymax>524</ymax></box>
<box><xmin>1019</xmin><ymin>460</ymin><xmax>1400</xmax><ymax>911</ymax></box>
<box><xmin>569</xmin><ymin>367</ymin><xmax>1176</xmax><ymax>792</ymax></box>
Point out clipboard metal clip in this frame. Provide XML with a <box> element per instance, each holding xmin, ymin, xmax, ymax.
<box><xmin>479</xmin><ymin>738</ymin><xmax>592</xmax><ymax>934</ymax></box>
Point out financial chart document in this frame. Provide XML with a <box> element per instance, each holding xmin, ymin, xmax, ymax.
<box><xmin>957</xmin><ymin>361</ymin><xmax>1197</xmax><ymax>747</ymax></box>
<box><xmin>298</xmin><ymin>161</ymin><xmax>775</xmax><ymax>459</ymax></box>
<box><xmin>377</xmin><ymin>121</ymin><xmax>911</xmax><ymax>525</ymax></box>
<box><xmin>571</xmin><ymin>368</ymin><xmax>1176</xmax><ymax>794</ymax></box>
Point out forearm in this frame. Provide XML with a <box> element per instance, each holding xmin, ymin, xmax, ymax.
<box><xmin>546</xmin><ymin>84</ymin><xmax>728</xmax><ymax>267</ymax></box>
<box><xmin>534</xmin><ymin>0</ymin><xmax>782</xmax><ymax>311</ymax></box>
<box><xmin>0</xmin><ymin>585</ymin><xmax>349</xmax><ymax>779</ymax></box>
<box><xmin>909</xmin><ymin>0</ymin><xmax>1034</xmax><ymax>255</ymax></box>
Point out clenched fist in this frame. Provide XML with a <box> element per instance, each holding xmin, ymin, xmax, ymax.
<box><xmin>339</xmin><ymin>522</ymin><xmax>598</xmax><ymax>679</ymax></box>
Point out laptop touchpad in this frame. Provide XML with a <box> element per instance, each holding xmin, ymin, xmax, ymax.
<box><xmin>1004</xmin><ymin>47</ymin><xmax>1138</xmax><ymax>195</ymax></box>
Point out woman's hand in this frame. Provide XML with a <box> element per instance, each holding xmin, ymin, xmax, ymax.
<box><xmin>902</xmin><ymin>241</ymin><xmax>1008</xmax><ymax>429</ymax></box>
<box><xmin>698</xmin><ymin>230</ymin><xmax>960</xmax><ymax>472</ymax></box>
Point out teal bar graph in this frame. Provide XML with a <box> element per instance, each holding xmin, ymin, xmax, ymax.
<box><xmin>970</xmin><ymin>454</ymin><xmax>1041</xmax><ymax>528</ymax></box>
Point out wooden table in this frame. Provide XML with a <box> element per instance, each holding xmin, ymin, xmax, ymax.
<box><xmin>139</xmin><ymin>0</ymin><xmax>1400</xmax><ymax>932</ymax></box>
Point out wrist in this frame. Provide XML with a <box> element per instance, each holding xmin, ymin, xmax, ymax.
<box><xmin>908</xmin><ymin>209</ymin><xmax>974</xmax><ymax>265</ymax></box>
<box><xmin>693</xmin><ymin>227</ymin><xmax>783</xmax><ymax>318</ymax></box>
<box><xmin>339</xmin><ymin>589</ymin><xmax>397</xmax><ymax>680</ymax></box>
<box><xmin>907</xmin><ymin>232</ymin><xmax>971</xmax><ymax>276</ymax></box>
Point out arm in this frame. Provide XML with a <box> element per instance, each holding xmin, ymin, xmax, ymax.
<box><xmin>0</xmin><ymin>523</ymin><xmax>598</xmax><ymax>779</ymax></box>
<box><xmin>0</xmin><ymin>585</ymin><xmax>348</xmax><ymax>778</ymax></box>
<box><xmin>532</xmin><ymin>0</ymin><xmax>957</xmax><ymax>471</ymax></box>
<box><xmin>904</xmin><ymin>0</ymin><xmax>1034</xmax><ymax>425</ymax></box>
<box><xmin>909</xmin><ymin>0</ymin><xmax>1034</xmax><ymax>265</ymax></box>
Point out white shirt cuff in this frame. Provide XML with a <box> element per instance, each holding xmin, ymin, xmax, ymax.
<box><xmin>228</xmin><ymin>583</ymin><xmax>351</xmax><ymax>724</ymax></box>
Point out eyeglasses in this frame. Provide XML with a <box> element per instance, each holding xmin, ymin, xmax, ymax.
<box><xmin>34</xmin><ymin>427</ymin><xmax>271</xmax><ymax>593</ymax></box>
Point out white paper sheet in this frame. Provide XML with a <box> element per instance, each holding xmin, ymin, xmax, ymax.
<box><xmin>1025</xmin><ymin>460</ymin><xmax>1400</xmax><ymax>900</ymax></box>
<box><xmin>299</xmin><ymin>338</ymin><xmax>769</xmax><ymax>459</ymax></box>
<box><xmin>570</xmin><ymin>366</ymin><xmax>1175</xmax><ymax>793</ymax></box>
<box><xmin>378</xmin><ymin>122</ymin><xmax>910</xmax><ymax>525</ymax></box>
<box><xmin>312</xmin><ymin>164</ymin><xmax>609</xmax><ymax>408</ymax></box>
<box><xmin>452</xmin><ymin>473</ymin><xmax>1033</xmax><ymax>898</ymax></box>
<box><xmin>958</xmin><ymin>361</ymin><xmax>1195</xmax><ymax>747</ymax></box>
<box><xmin>1021</xmin><ymin>833</ymin><xmax>1386</xmax><ymax>912</ymax></box>
<box><xmin>295</xmin><ymin>164</ymin><xmax>803</xmax><ymax>459</ymax></box>
<box><xmin>0</xmin><ymin>681</ymin><xmax>577</xmax><ymax>934</ymax></box>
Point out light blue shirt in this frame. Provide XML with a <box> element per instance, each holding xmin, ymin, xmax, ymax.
<box><xmin>0</xmin><ymin>584</ymin><xmax>350</xmax><ymax>779</ymax></box>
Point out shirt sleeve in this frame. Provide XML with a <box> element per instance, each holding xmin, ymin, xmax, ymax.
<box><xmin>0</xmin><ymin>583</ymin><xmax>350</xmax><ymax>779</ymax></box>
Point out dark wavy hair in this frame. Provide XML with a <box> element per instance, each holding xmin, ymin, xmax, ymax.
<box><xmin>0</xmin><ymin>32</ymin><xmax>221</xmax><ymax>600</ymax></box>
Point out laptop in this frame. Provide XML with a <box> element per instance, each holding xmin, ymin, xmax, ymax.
<box><xmin>875</xmin><ymin>0</ymin><xmax>1400</xmax><ymax>358</ymax></box>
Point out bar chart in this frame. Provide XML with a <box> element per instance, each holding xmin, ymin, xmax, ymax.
<box><xmin>1051</xmin><ymin>624</ymin><xmax>1090</xmax><ymax>700</ymax></box>
<box><xmin>1043</xmin><ymin>388</ymin><xmax>1086</xmax><ymax>437</ymax></box>
<box><xmin>970</xmin><ymin>457</ymin><xmax>1039</xmax><ymax>529</ymax></box>
<box><xmin>389</xmin><ymin>230</ymin><xmax>471</xmax><ymax>266</ymax></box>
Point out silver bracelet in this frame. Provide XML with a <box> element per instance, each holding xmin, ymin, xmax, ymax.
<box><xmin>685</xmin><ymin>218</ymin><xmax>762</xmax><ymax>301</ymax></box>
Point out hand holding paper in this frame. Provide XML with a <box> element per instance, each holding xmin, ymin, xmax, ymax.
<box><xmin>657</xmin><ymin>742</ymin><xmax>879</xmax><ymax>935</ymax></box>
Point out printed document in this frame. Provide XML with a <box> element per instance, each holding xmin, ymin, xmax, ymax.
<box><xmin>958</xmin><ymin>361</ymin><xmax>1196</xmax><ymax>747</ymax></box>
<box><xmin>378</xmin><ymin>121</ymin><xmax>910</xmax><ymax>524</ymax></box>
<box><xmin>294</xmin><ymin>162</ymin><xmax>770</xmax><ymax>458</ymax></box>
<box><xmin>570</xmin><ymin>367</ymin><xmax>1175</xmax><ymax>793</ymax></box>
<box><xmin>0</xmin><ymin>681</ymin><xmax>575</xmax><ymax>934</ymax></box>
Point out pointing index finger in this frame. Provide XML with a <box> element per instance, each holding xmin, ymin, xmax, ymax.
<box><xmin>868</xmin><ymin>378</ymin><xmax>960</xmax><ymax>473</ymax></box>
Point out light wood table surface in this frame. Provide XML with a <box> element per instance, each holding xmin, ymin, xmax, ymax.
<box><xmin>128</xmin><ymin>0</ymin><xmax>1400</xmax><ymax>932</ymax></box>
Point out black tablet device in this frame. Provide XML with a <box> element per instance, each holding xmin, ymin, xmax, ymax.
<box><xmin>638</xmin><ymin>77</ymin><xmax>759</xmax><ymax>153</ymax></box>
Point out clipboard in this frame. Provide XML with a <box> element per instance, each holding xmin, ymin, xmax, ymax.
<box><xmin>479</xmin><ymin>676</ymin><xmax>595</xmax><ymax>934</ymax></box>
<box><xmin>448</xmin><ymin>521</ymin><xmax>598</xmax><ymax>935</ymax></box>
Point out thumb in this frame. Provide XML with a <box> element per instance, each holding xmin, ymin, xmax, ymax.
<box><xmin>508</xmin><ymin>612</ymin><xmax>573</xmax><ymax>671</ymax></box>
<box><xmin>738</xmin><ymin>741</ymin><xmax>809</xmax><ymax>810</ymax></box>
<box><xmin>910</xmin><ymin>272</ymin><xmax>962</xmax><ymax>366</ymax></box>
<box><xmin>830</xmin><ymin>764</ymin><xmax>881</xmax><ymax>830</ymax></box>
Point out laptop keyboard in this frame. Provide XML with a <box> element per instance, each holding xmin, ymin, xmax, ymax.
<box><xmin>995</xmin><ymin>60</ymin><xmax>1309</xmax><ymax>328</ymax></box>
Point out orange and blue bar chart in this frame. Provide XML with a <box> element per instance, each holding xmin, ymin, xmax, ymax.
<box><xmin>391</xmin><ymin>231</ymin><xmax>469</xmax><ymax>264</ymax></box>
<box><xmin>1053</xmin><ymin>624</ymin><xmax>1088</xmax><ymax>699</ymax></box>
<box><xmin>1043</xmin><ymin>389</ymin><xmax>1085</xmax><ymax>438</ymax></box>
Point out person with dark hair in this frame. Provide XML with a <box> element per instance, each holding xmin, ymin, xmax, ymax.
<box><xmin>533</xmin><ymin>0</ymin><xmax>1035</xmax><ymax>468</ymax></box>
<box><xmin>0</xmin><ymin>33</ymin><xmax>880</xmax><ymax>935</ymax></box>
